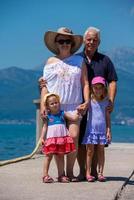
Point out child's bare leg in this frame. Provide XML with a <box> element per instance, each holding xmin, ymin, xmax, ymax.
<box><xmin>86</xmin><ymin>144</ymin><xmax>94</xmax><ymax>177</ymax></box>
<box><xmin>66</xmin><ymin>122</ymin><xmax>79</xmax><ymax>178</ymax></box>
<box><xmin>55</xmin><ymin>154</ymin><xmax>65</xmax><ymax>177</ymax></box>
<box><xmin>43</xmin><ymin>154</ymin><xmax>53</xmax><ymax>177</ymax></box>
<box><xmin>91</xmin><ymin>145</ymin><xmax>98</xmax><ymax>178</ymax></box>
<box><xmin>97</xmin><ymin>145</ymin><xmax>105</xmax><ymax>175</ymax></box>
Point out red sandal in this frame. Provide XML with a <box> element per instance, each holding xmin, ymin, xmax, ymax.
<box><xmin>86</xmin><ymin>175</ymin><xmax>95</xmax><ymax>182</ymax></box>
<box><xmin>42</xmin><ymin>175</ymin><xmax>54</xmax><ymax>183</ymax></box>
<box><xmin>58</xmin><ymin>176</ymin><xmax>70</xmax><ymax>183</ymax></box>
<box><xmin>98</xmin><ymin>174</ymin><xmax>106</xmax><ymax>182</ymax></box>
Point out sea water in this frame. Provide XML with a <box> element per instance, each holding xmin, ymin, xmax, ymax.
<box><xmin>0</xmin><ymin>124</ymin><xmax>36</xmax><ymax>161</ymax></box>
<box><xmin>0</xmin><ymin>124</ymin><xmax>134</xmax><ymax>161</ymax></box>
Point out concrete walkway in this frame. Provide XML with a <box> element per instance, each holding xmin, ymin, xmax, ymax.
<box><xmin>0</xmin><ymin>143</ymin><xmax>134</xmax><ymax>200</ymax></box>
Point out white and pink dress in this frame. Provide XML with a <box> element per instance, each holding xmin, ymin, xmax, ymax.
<box><xmin>42</xmin><ymin>111</ymin><xmax>76</xmax><ymax>155</ymax></box>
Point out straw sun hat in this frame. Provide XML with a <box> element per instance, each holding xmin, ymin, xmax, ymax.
<box><xmin>44</xmin><ymin>27</ymin><xmax>83</xmax><ymax>54</ymax></box>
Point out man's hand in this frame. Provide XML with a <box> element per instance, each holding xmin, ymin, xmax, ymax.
<box><xmin>38</xmin><ymin>77</ymin><xmax>47</xmax><ymax>90</ymax></box>
<box><xmin>107</xmin><ymin>99</ymin><xmax>114</xmax><ymax>113</ymax></box>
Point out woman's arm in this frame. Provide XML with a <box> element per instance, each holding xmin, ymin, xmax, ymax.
<box><xmin>40</xmin><ymin>57</ymin><xmax>56</xmax><ymax>117</ymax></box>
<box><xmin>77</xmin><ymin>62</ymin><xmax>90</xmax><ymax>115</ymax></box>
<box><xmin>40</xmin><ymin>87</ymin><xmax>48</xmax><ymax>118</ymax></box>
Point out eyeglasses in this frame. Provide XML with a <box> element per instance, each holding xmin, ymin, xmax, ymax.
<box><xmin>56</xmin><ymin>39</ymin><xmax>72</xmax><ymax>45</ymax></box>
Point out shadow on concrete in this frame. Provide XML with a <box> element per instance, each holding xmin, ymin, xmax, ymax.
<box><xmin>106</xmin><ymin>176</ymin><xmax>134</xmax><ymax>185</ymax></box>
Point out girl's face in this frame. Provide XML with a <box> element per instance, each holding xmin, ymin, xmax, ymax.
<box><xmin>55</xmin><ymin>35</ymin><xmax>72</xmax><ymax>54</ymax></box>
<box><xmin>47</xmin><ymin>96</ymin><xmax>60</xmax><ymax>114</ymax></box>
<box><xmin>92</xmin><ymin>83</ymin><xmax>105</xmax><ymax>100</ymax></box>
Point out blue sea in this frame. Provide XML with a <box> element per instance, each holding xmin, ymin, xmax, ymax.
<box><xmin>0</xmin><ymin>124</ymin><xmax>134</xmax><ymax>161</ymax></box>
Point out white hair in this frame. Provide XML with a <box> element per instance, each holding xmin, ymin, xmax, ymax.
<box><xmin>83</xmin><ymin>26</ymin><xmax>100</xmax><ymax>41</ymax></box>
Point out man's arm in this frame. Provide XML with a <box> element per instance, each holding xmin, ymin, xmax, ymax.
<box><xmin>106</xmin><ymin>109</ymin><xmax>112</xmax><ymax>143</ymax></box>
<box><xmin>108</xmin><ymin>81</ymin><xmax>117</xmax><ymax>112</ymax></box>
<box><xmin>108</xmin><ymin>81</ymin><xmax>117</xmax><ymax>103</ymax></box>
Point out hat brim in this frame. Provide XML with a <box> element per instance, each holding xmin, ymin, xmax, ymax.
<box><xmin>44</xmin><ymin>31</ymin><xmax>83</xmax><ymax>54</ymax></box>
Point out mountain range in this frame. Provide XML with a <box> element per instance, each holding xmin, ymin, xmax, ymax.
<box><xmin>0</xmin><ymin>47</ymin><xmax>134</xmax><ymax>125</ymax></box>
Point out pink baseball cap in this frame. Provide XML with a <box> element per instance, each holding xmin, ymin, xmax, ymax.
<box><xmin>91</xmin><ymin>76</ymin><xmax>106</xmax><ymax>85</ymax></box>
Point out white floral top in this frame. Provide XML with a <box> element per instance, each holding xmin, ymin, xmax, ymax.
<box><xmin>43</xmin><ymin>54</ymin><xmax>83</xmax><ymax>105</ymax></box>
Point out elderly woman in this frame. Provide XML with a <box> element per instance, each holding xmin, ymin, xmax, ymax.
<box><xmin>40</xmin><ymin>27</ymin><xmax>89</xmax><ymax>182</ymax></box>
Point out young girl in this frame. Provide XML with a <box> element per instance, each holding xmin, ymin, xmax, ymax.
<box><xmin>41</xmin><ymin>93</ymin><xmax>79</xmax><ymax>183</ymax></box>
<box><xmin>82</xmin><ymin>76</ymin><xmax>112</xmax><ymax>182</ymax></box>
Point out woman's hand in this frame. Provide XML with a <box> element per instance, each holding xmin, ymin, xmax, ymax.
<box><xmin>76</xmin><ymin>101</ymin><xmax>89</xmax><ymax>115</ymax></box>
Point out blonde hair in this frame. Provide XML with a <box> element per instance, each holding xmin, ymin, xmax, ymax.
<box><xmin>91</xmin><ymin>84</ymin><xmax>108</xmax><ymax>101</ymax></box>
<box><xmin>43</xmin><ymin>93</ymin><xmax>60</xmax><ymax>106</ymax></box>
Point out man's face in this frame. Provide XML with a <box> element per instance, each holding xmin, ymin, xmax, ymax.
<box><xmin>84</xmin><ymin>30</ymin><xmax>100</xmax><ymax>54</ymax></box>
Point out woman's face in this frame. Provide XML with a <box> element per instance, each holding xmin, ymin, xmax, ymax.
<box><xmin>55</xmin><ymin>35</ymin><xmax>72</xmax><ymax>54</ymax></box>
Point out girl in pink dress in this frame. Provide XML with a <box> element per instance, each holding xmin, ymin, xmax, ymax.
<box><xmin>41</xmin><ymin>93</ymin><xmax>79</xmax><ymax>183</ymax></box>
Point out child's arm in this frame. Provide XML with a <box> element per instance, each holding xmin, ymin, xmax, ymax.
<box><xmin>77</xmin><ymin>62</ymin><xmax>90</xmax><ymax>115</ymax></box>
<box><xmin>40</xmin><ymin>86</ymin><xmax>48</xmax><ymax>118</ymax></box>
<box><xmin>106</xmin><ymin>109</ymin><xmax>112</xmax><ymax>143</ymax></box>
<box><xmin>64</xmin><ymin>111</ymin><xmax>79</xmax><ymax>122</ymax></box>
<box><xmin>40</xmin><ymin>120</ymin><xmax>48</xmax><ymax>145</ymax></box>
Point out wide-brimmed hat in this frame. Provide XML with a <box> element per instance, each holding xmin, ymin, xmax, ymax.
<box><xmin>44</xmin><ymin>27</ymin><xmax>83</xmax><ymax>54</ymax></box>
<box><xmin>91</xmin><ymin>76</ymin><xmax>106</xmax><ymax>86</ymax></box>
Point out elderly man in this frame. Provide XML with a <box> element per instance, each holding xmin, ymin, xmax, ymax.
<box><xmin>77</xmin><ymin>26</ymin><xmax>118</xmax><ymax>181</ymax></box>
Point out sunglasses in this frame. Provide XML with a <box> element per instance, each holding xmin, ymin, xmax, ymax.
<box><xmin>56</xmin><ymin>39</ymin><xmax>72</xmax><ymax>45</ymax></box>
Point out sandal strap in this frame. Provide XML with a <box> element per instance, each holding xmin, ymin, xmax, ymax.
<box><xmin>68</xmin><ymin>176</ymin><xmax>79</xmax><ymax>182</ymax></box>
<box><xmin>98</xmin><ymin>175</ymin><xmax>106</xmax><ymax>181</ymax></box>
<box><xmin>42</xmin><ymin>175</ymin><xmax>54</xmax><ymax>183</ymax></box>
<box><xmin>58</xmin><ymin>176</ymin><xmax>70</xmax><ymax>183</ymax></box>
<box><xmin>86</xmin><ymin>175</ymin><xmax>95</xmax><ymax>182</ymax></box>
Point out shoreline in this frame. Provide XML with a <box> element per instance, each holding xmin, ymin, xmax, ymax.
<box><xmin>1</xmin><ymin>143</ymin><xmax>134</xmax><ymax>162</ymax></box>
<box><xmin>0</xmin><ymin>119</ymin><xmax>134</xmax><ymax>126</ymax></box>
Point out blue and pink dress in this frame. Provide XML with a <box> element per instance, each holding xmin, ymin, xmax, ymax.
<box><xmin>82</xmin><ymin>98</ymin><xmax>109</xmax><ymax>145</ymax></box>
<box><xmin>42</xmin><ymin>111</ymin><xmax>76</xmax><ymax>155</ymax></box>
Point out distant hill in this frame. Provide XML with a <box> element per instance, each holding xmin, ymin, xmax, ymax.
<box><xmin>0</xmin><ymin>47</ymin><xmax>134</xmax><ymax>124</ymax></box>
<box><xmin>0</xmin><ymin>67</ymin><xmax>42</xmax><ymax>121</ymax></box>
<box><xmin>106</xmin><ymin>47</ymin><xmax>134</xmax><ymax>74</ymax></box>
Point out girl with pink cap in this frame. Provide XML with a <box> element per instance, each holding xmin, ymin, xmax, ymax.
<box><xmin>82</xmin><ymin>76</ymin><xmax>112</xmax><ymax>182</ymax></box>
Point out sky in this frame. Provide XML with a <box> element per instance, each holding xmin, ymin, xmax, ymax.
<box><xmin>0</xmin><ymin>0</ymin><xmax>134</xmax><ymax>69</ymax></box>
